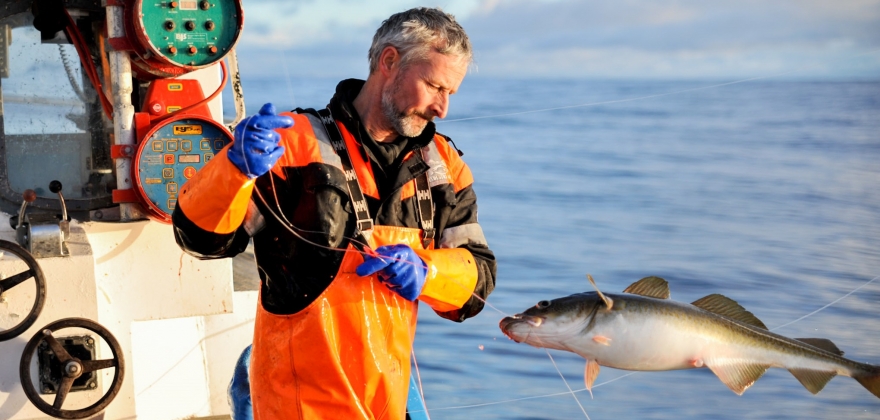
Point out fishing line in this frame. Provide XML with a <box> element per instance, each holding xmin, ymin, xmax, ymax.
<box><xmin>253</xmin><ymin>181</ymin><xmax>509</xmax><ymax>324</ymax></box>
<box><xmin>267</xmin><ymin>169</ymin><xmax>295</xmax><ymax>228</ymax></box>
<box><xmin>439</xmin><ymin>48</ymin><xmax>880</xmax><ymax>124</ymax></box>
<box><xmin>414</xmin><ymin>372</ymin><xmax>639</xmax><ymax>412</ymax></box>
<box><xmin>278</xmin><ymin>47</ymin><xmax>297</xmax><ymax>109</ymax></box>
<box><xmin>409</xmin><ymin>346</ymin><xmax>431</xmax><ymax>419</ymax></box>
<box><xmin>409</xmin><ymin>333</ymin><xmax>594</xmax><ymax>418</ymax></box>
<box><xmin>770</xmin><ymin>275</ymin><xmax>880</xmax><ymax>332</ymax></box>
<box><xmin>441</xmin><ymin>76</ymin><xmax>781</xmax><ymax>123</ymax></box>
<box><xmin>545</xmin><ymin>348</ymin><xmax>590</xmax><ymax>420</ymax></box>
<box><xmin>252</xmin><ymin>187</ymin><xmax>367</xmax><ymax>255</ymax></box>
<box><xmin>251</xmin><ymin>168</ymin><xmax>509</xmax><ymax>318</ymax></box>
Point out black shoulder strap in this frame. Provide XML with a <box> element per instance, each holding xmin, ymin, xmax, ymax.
<box><xmin>313</xmin><ymin>108</ymin><xmax>374</xmax><ymax>238</ymax></box>
<box><xmin>305</xmin><ymin>108</ymin><xmax>436</xmax><ymax>248</ymax></box>
<box><xmin>413</xmin><ymin>150</ymin><xmax>435</xmax><ymax>248</ymax></box>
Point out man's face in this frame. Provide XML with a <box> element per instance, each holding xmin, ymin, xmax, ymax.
<box><xmin>381</xmin><ymin>50</ymin><xmax>468</xmax><ymax>138</ymax></box>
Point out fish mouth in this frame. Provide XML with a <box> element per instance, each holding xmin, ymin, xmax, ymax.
<box><xmin>499</xmin><ymin>314</ymin><xmax>544</xmax><ymax>342</ymax></box>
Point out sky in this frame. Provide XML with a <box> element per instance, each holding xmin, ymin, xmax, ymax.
<box><xmin>233</xmin><ymin>0</ymin><xmax>880</xmax><ymax>80</ymax></box>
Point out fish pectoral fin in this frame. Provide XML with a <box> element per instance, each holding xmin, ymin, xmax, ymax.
<box><xmin>795</xmin><ymin>338</ymin><xmax>844</xmax><ymax>356</ymax></box>
<box><xmin>592</xmin><ymin>335</ymin><xmax>612</xmax><ymax>346</ymax></box>
<box><xmin>691</xmin><ymin>294</ymin><xmax>768</xmax><ymax>330</ymax></box>
<box><xmin>789</xmin><ymin>368</ymin><xmax>836</xmax><ymax>394</ymax></box>
<box><xmin>707</xmin><ymin>361</ymin><xmax>770</xmax><ymax>395</ymax></box>
<box><xmin>584</xmin><ymin>359</ymin><xmax>600</xmax><ymax>399</ymax></box>
<box><xmin>622</xmin><ymin>276</ymin><xmax>670</xmax><ymax>299</ymax></box>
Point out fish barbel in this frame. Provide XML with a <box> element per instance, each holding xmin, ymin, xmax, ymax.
<box><xmin>499</xmin><ymin>276</ymin><xmax>880</xmax><ymax>398</ymax></box>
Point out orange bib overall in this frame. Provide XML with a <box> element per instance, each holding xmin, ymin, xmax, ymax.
<box><xmin>251</xmin><ymin>227</ymin><xmax>425</xmax><ymax>420</ymax></box>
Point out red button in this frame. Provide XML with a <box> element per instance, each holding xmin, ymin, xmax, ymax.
<box><xmin>151</xmin><ymin>102</ymin><xmax>164</xmax><ymax>115</ymax></box>
<box><xmin>164</xmin><ymin>154</ymin><xmax>175</xmax><ymax>164</ymax></box>
<box><xmin>183</xmin><ymin>166</ymin><xmax>197</xmax><ymax>179</ymax></box>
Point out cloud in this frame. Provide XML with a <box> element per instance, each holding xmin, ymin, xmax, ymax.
<box><xmin>238</xmin><ymin>0</ymin><xmax>481</xmax><ymax>49</ymax></box>
<box><xmin>233</xmin><ymin>0</ymin><xmax>880</xmax><ymax>79</ymax></box>
<box><xmin>457</xmin><ymin>0</ymin><xmax>880</xmax><ymax>78</ymax></box>
<box><xmin>462</xmin><ymin>0</ymin><xmax>880</xmax><ymax>50</ymax></box>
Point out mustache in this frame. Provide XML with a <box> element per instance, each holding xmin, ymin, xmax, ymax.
<box><xmin>408</xmin><ymin>110</ymin><xmax>435</xmax><ymax>122</ymax></box>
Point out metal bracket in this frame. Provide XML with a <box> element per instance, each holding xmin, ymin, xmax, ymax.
<box><xmin>37</xmin><ymin>335</ymin><xmax>100</xmax><ymax>395</ymax></box>
<box><xmin>14</xmin><ymin>181</ymin><xmax>72</xmax><ymax>258</ymax></box>
<box><xmin>17</xmin><ymin>219</ymin><xmax>69</xmax><ymax>259</ymax></box>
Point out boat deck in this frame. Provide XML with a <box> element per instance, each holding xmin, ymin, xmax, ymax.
<box><xmin>232</xmin><ymin>243</ymin><xmax>260</xmax><ymax>291</ymax></box>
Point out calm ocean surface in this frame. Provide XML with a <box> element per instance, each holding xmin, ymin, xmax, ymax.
<box><xmin>233</xmin><ymin>78</ymin><xmax>880</xmax><ymax>419</ymax></box>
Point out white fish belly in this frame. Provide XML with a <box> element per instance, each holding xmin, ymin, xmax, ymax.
<box><xmin>568</xmin><ymin>313</ymin><xmax>711</xmax><ymax>371</ymax></box>
<box><xmin>565</xmin><ymin>309</ymin><xmax>857</xmax><ymax>375</ymax></box>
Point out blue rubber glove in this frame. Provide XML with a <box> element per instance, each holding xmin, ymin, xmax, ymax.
<box><xmin>356</xmin><ymin>244</ymin><xmax>428</xmax><ymax>301</ymax></box>
<box><xmin>227</xmin><ymin>345</ymin><xmax>253</xmax><ymax>420</ymax></box>
<box><xmin>228</xmin><ymin>103</ymin><xmax>294</xmax><ymax>178</ymax></box>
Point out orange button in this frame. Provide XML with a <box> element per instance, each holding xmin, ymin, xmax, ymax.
<box><xmin>164</xmin><ymin>154</ymin><xmax>175</xmax><ymax>164</ymax></box>
<box><xmin>183</xmin><ymin>166</ymin><xmax>197</xmax><ymax>179</ymax></box>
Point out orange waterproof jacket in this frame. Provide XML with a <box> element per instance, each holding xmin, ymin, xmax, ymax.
<box><xmin>173</xmin><ymin>80</ymin><xmax>496</xmax><ymax>320</ymax></box>
<box><xmin>172</xmin><ymin>80</ymin><xmax>497</xmax><ymax>418</ymax></box>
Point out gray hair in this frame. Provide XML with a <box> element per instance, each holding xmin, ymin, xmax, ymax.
<box><xmin>368</xmin><ymin>7</ymin><xmax>473</xmax><ymax>74</ymax></box>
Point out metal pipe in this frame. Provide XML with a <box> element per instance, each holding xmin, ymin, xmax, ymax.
<box><xmin>16</xmin><ymin>200</ymin><xmax>28</xmax><ymax>230</ymax></box>
<box><xmin>105</xmin><ymin>2</ymin><xmax>141</xmax><ymax>221</ymax></box>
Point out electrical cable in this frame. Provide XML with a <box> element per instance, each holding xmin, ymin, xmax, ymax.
<box><xmin>62</xmin><ymin>8</ymin><xmax>113</xmax><ymax>119</ymax></box>
<box><xmin>150</xmin><ymin>61</ymin><xmax>228</xmax><ymax>124</ymax></box>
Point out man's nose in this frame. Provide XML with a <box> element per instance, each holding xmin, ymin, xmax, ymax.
<box><xmin>430</xmin><ymin>91</ymin><xmax>449</xmax><ymax>119</ymax></box>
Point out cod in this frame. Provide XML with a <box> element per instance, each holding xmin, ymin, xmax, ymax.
<box><xmin>499</xmin><ymin>276</ymin><xmax>880</xmax><ymax>399</ymax></box>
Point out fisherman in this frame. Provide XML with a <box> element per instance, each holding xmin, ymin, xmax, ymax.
<box><xmin>172</xmin><ymin>7</ymin><xmax>496</xmax><ymax>420</ymax></box>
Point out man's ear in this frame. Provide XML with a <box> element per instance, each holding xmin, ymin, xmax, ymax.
<box><xmin>379</xmin><ymin>46</ymin><xmax>400</xmax><ymax>77</ymax></box>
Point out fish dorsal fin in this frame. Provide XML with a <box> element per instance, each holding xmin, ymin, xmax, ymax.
<box><xmin>789</xmin><ymin>368</ymin><xmax>837</xmax><ymax>394</ymax></box>
<box><xmin>795</xmin><ymin>338</ymin><xmax>844</xmax><ymax>356</ymax></box>
<box><xmin>707</xmin><ymin>362</ymin><xmax>769</xmax><ymax>395</ymax></box>
<box><xmin>691</xmin><ymin>294</ymin><xmax>768</xmax><ymax>330</ymax></box>
<box><xmin>622</xmin><ymin>276</ymin><xmax>670</xmax><ymax>299</ymax></box>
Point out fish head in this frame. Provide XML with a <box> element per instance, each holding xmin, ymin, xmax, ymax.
<box><xmin>499</xmin><ymin>292</ymin><xmax>604</xmax><ymax>349</ymax></box>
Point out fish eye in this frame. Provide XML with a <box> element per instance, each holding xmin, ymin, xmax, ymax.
<box><xmin>536</xmin><ymin>300</ymin><xmax>551</xmax><ymax>309</ymax></box>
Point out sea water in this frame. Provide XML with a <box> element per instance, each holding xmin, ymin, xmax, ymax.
<box><xmin>233</xmin><ymin>77</ymin><xmax>880</xmax><ymax>419</ymax></box>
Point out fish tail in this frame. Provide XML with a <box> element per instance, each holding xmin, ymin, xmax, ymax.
<box><xmin>855</xmin><ymin>369</ymin><xmax>880</xmax><ymax>399</ymax></box>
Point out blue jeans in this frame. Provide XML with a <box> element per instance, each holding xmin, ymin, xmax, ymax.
<box><xmin>228</xmin><ymin>345</ymin><xmax>253</xmax><ymax>420</ymax></box>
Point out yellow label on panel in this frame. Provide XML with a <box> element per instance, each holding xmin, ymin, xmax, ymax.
<box><xmin>168</xmin><ymin>83</ymin><xmax>184</xmax><ymax>91</ymax></box>
<box><xmin>166</xmin><ymin>106</ymin><xmax>182</xmax><ymax>113</ymax></box>
<box><xmin>145</xmin><ymin>178</ymin><xmax>163</xmax><ymax>184</ymax></box>
<box><xmin>173</xmin><ymin>125</ymin><xmax>202</xmax><ymax>135</ymax></box>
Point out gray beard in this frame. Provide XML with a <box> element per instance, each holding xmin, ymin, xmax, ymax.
<box><xmin>381</xmin><ymin>83</ymin><xmax>428</xmax><ymax>138</ymax></box>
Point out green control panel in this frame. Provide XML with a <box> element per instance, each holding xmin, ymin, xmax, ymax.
<box><xmin>137</xmin><ymin>0</ymin><xmax>242</xmax><ymax>68</ymax></box>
